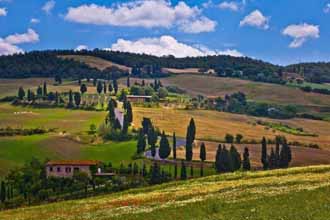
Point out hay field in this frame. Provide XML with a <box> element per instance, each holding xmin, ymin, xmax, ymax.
<box><xmin>1</xmin><ymin>165</ymin><xmax>330</xmax><ymax>220</ymax></box>
<box><xmin>59</xmin><ymin>55</ymin><xmax>131</xmax><ymax>72</ymax></box>
<box><xmin>133</xmin><ymin>107</ymin><xmax>330</xmax><ymax>149</ymax></box>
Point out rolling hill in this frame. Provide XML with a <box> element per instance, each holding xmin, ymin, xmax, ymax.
<box><xmin>1</xmin><ymin>165</ymin><xmax>330</xmax><ymax>220</ymax></box>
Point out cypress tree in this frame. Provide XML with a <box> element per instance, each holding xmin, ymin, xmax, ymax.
<box><xmin>43</xmin><ymin>81</ymin><xmax>47</xmax><ymax>97</ymax></box>
<box><xmin>127</xmin><ymin>76</ymin><xmax>130</xmax><ymax>88</ymax></box>
<box><xmin>107</xmin><ymin>99</ymin><xmax>115</xmax><ymax>124</ymax></box>
<box><xmin>18</xmin><ymin>87</ymin><xmax>25</xmax><ymax>100</ymax></box>
<box><xmin>159</xmin><ymin>131</ymin><xmax>171</xmax><ymax>159</ymax></box>
<box><xmin>180</xmin><ymin>161</ymin><xmax>187</xmax><ymax>180</ymax></box>
<box><xmin>185</xmin><ymin>118</ymin><xmax>196</xmax><ymax>161</ymax></box>
<box><xmin>230</xmin><ymin>145</ymin><xmax>241</xmax><ymax>171</ymax></box>
<box><xmin>150</xmin><ymin>162</ymin><xmax>161</xmax><ymax>184</ymax></box>
<box><xmin>142</xmin><ymin>118</ymin><xmax>152</xmax><ymax>135</ymax></box>
<box><xmin>97</xmin><ymin>81</ymin><xmax>103</xmax><ymax>95</ymax></box>
<box><xmin>261</xmin><ymin>137</ymin><xmax>269</xmax><ymax>170</ymax></box>
<box><xmin>126</xmin><ymin>101</ymin><xmax>133</xmax><ymax>125</ymax></box>
<box><xmin>67</xmin><ymin>90</ymin><xmax>74</xmax><ymax>108</ymax></box>
<box><xmin>279</xmin><ymin>138</ymin><xmax>292</xmax><ymax>168</ymax></box>
<box><xmin>0</xmin><ymin>181</ymin><xmax>6</xmax><ymax>203</ymax></box>
<box><xmin>148</xmin><ymin>126</ymin><xmax>158</xmax><ymax>156</ymax></box>
<box><xmin>173</xmin><ymin>132</ymin><xmax>177</xmax><ymax>160</ymax></box>
<box><xmin>275</xmin><ymin>137</ymin><xmax>281</xmax><ymax>168</ymax></box>
<box><xmin>108</xmin><ymin>83</ymin><xmax>113</xmax><ymax>94</ymax></box>
<box><xmin>222</xmin><ymin>145</ymin><xmax>232</xmax><ymax>172</ymax></box>
<box><xmin>36</xmin><ymin>85</ymin><xmax>43</xmax><ymax>98</ymax></box>
<box><xmin>215</xmin><ymin>144</ymin><xmax>223</xmax><ymax>173</ymax></box>
<box><xmin>269</xmin><ymin>148</ymin><xmax>276</xmax><ymax>169</ymax></box>
<box><xmin>122</xmin><ymin>114</ymin><xmax>129</xmax><ymax>134</ymax></box>
<box><xmin>27</xmin><ymin>89</ymin><xmax>32</xmax><ymax>101</ymax></box>
<box><xmin>200</xmin><ymin>142</ymin><xmax>206</xmax><ymax>176</ymax></box>
<box><xmin>113</xmin><ymin>79</ymin><xmax>118</xmax><ymax>95</ymax></box>
<box><xmin>136</xmin><ymin>129</ymin><xmax>146</xmax><ymax>154</ymax></box>
<box><xmin>74</xmin><ymin>92</ymin><xmax>81</xmax><ymax>107</ymax></box>
<box><xmin>242</xmin><ymin>147</ymin><xmax>251</xmax><ymax>171</ymax></box>
<box><xmin>103</xmin><ymin>82</ymin><xmax>107</xmax><ymax>94</ymax></box>
<box><xmin>113</xmin><ymin>118</ymin><xmax>122</xmax><ymax>130</ymax></box>
<box><xmin>80</xmin><ymin>84</ymin><xmax>87</xmax><ymax>94</ymax></box>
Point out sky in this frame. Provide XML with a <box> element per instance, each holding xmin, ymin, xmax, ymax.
<box><xmin>0</xmin><ymin>0</ymin><xmax>329</xmax><ymax>65</ymax></box>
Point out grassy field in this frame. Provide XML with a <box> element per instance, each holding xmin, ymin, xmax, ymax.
<box><xmin>1</xmin><ymin>165</ymin><xmax>330</xmax><ymax>220</ymax></box>
<box><xmin>158</xmin><ymin>74</ymin><xmax>330</xmax><ymax>107</ymax></box>
<box><xmin>59</xmin><ymin>55</ymin><xmax>131</xmax><ymax>72</ymax></box>
<box><xmin>133</xmin><ymin>107</ymin><xmax>330</xmax><ymax>149</ymax></box>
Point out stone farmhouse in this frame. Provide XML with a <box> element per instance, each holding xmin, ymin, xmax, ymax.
<box><xmin>46</xmin><ymin>160</ymin><xmax>100</xmax><ymax>178</ymax></box>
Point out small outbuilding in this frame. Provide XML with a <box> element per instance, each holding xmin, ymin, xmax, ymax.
<box><xmin>46</xmin><ymin>160</ymin><xmax>100</xmax><ymax>178</ymax></box>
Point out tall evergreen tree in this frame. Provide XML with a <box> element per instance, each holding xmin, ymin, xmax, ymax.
<box><xmin>159</xmin><ymin>131</ymin><xmax>171</xmax><ymax>159</ymax></box>
<box><xmin>279</xmin><ymin>138</ymin><xmax>292</xmax><ymax>168</ymax></box>
<box><xmin>136</xmin><ymin>129</ymin><xmax>146</xmax><ymax>154</ymax></box>
<box><xmin>43</xmin><ymin>81</ymin><xmax>47</xmax><ymax>97</ymax></box>
<box><xmin>200</xmin><ymin>142</ymin><xmax>206</xmax><ymax>176</ymax></box>
<box><xmin>261</xmin><ymin>137</ymin><xmax>269</xmax><ymax>170</ymax></box>
<box><xmin>74</xmin><ymin>92</ymin><xmax>81</xmax><ymax>107</ymax></box>
<box><xmin>36</xmin><ymin>85</ymin><xmax>43</xmax><ymax>98</ymax></box>
<box><xmin>97</xmin><ymin>81</ymin><xmax>103</xmax><ymax>95</ymax></box>
<box><xmin>142</xmin><ymin>118</ymin><xmax>152</xmax><ymax>135</ymax></box>
<box><xmin>122</xmin><ymin>114</ymin><xmax>129</xmax><ymax>134</ymax></box>
<box><xmin>185</xmin><ymin>118</ymin><xmax>196</xmax><ymax>161</ymax></box>
<box><xmin>113</xmin><ymin>79</ymin><xmax>118</xmax><ymax>95</ymax></box>
<box><xmin>18</xmin><ymin>87</ymin><xmax>25</xmax><ymax>100</ymax></box>
<box><xmin>180</xmin><ymin>161</ymin><xmax>187</xmax><ymax>180</ymax></box>
<box><xmin>126</xmin><ymin>101</ymin><xmax>133</xmax><ymax>125</ymax></box>
<box><xmin>67</xmin><ymin>90</ymin><xmax>74</xmax><ymax>108</ymax></box>
<box><xmin>108</xmin><ymin>83</ymin><xmax>113</xmax><ymax>94</ymax></box>
<box><xmin>150</xmin><ymin>162</ymin><xmax>161</xmax><ymax>184</ymax></box>
<box><xmin>215</xmin><ymin>144</ymin><xmax>223</xmax><ymax>173</ymax></box>
<box><xmin>103</xmin><ymin>82</ymin><xmax>107</xmax><ymax>94</ymax></box>
<box><xmin>127</xmin><ymin>76</ymin><xmax>130</xmax><ymax>88</ymax></box>
<box><xmin>173</xmin><ymin>132</ymin><xmax>177</xmax><ymax>160</ymax></box>
<box><xmin>107</xmin><ymin>99</ymin><xmax>116</xmax><ymax>124</ymax></box>
<box><xmin>222</xmin><ymin>145</ymin><xmax>232</xmax><ymax>172</ymax></box>
<box><xmin>27</xmin><ymin>89</ymin><xmax>32</xmax><ymax>101</ymax></box>
<box><xmin>275</xmin><ymin>136</ymin><xmax>281</xmax><ymax>168</ymax></box>
<box><xmin>80</xmin><ymin>84</ymin><xmax>87</xmax><ymax>94</ymax></box>
<box><xmin>230</xmin><ymin>145</ymin><xmax>241</xmax><ymax>171</ymax></box>
<box><xmin>147</xmin><ymin>126</ymin><xmax>158</xmax><ymax>157</ymax></box>
<box><xmin>269</xmin><ymin>148</ymin><xmax>277</xmax><ymax>169</ymax></box>
<box><xmin>0</xmin><ymin>181</ymin><xmax>5</xmax><ymax>203</ymax></box>
<box><xmin>242</xmin><ymin>147</ymin><xmax>251</xmax><ymax>171</ymax></box>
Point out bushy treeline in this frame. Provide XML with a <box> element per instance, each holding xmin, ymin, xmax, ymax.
<box><xmin>300</xmin><ymin>86</ymin><xmax>330</xmax><ymax>95</ymax></box>
<box><xmin>285</xmin><ymin>62</ymin><xmax>330</xmax><ymax>83</ymax></box>
<box><xmin>0</xmin><ymin>127</ymin><xmax>51</xmax><ymax>136</ymax></box>
<box><xmin>0</xmin><ymin>51</ymin><xmax>127</xmax><ymax>79</ymax></box>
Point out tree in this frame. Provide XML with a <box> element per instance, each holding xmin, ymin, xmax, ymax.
<box><xmin>222</xmin><ymin>145</ymin><xmax>232</xmax><ymax>172</ymax></box>
<box><xmin>185</xmin><ymin>118</ymin><xmax>196</xmax><ymax>161</ymax></box>
<box><xmin>0</xmin><ymin>181</ymin><xmax>5</xmax><ymax>203</ymax></box>
<box><xmin>103</xmin><ymin>82</ymin><xmax>107</xmax><ymax>94</ymax></box>
<box><xmin>180</xmin><ymin>161</ymin><xmax>187</xmax><ymax>180</ymax></box>
<box><xmin>43</xmin><ymin>82</ymin><xmax>48</xmax><ymax>97</ymax></box>
<box><xmin>97</xmin><ymin>81</ymin><xmax>103</xmax><ymax>95</ymax></box>
<box><xmin>269</xmin><ymin>148</ymin><xmax>276</xmax><ymax>169</ymax></box>
<box><xmin>173</xmin><ymin>132</ymin><xmax>177</xmax><ymax>160</ymax></box>
<box><xmin>225</xmin><ymin>134</ymin><xmax>234</xmax><ymax>143</ymax></box>
<box><xmin>67</xmin><ymin>90</ymin><xmax>74</xmax><ymax>108</ymax></box>
<box><xmin>107</xmin><ymin>99</ymin><xmax>116</xmax><ymax>124</ymax></box>
<box><xmin>199</xmin><ymin>142</ymin><xmax>206</xmax><ymax>176</ymax></box>
<box><xmin>235</xmin><ymin>134</ymin><xmax>243</xmax><ymax>143</ymax></box>
<box><xmin>136</xmin><ymin>129</ymin><xmax>146</xmax><ymax>154</ymax></box>
<box><xmin>108</xmin><ymin>83</ymin><xmax>113</xmax><ymax>94</ymax></box>
<box><xmin>80</xmin><ymin>84</ymin><xmax>87</xmax><ymax>94</ymax></box>
<box><xmin>27</xmin><ymin>89</ymin><xmax>32</xmax><ymax>101</ymax></box>
<box><xmin>147</xmin><ymin>127</ymin><xmax>158</xmax><ymax>157</ymax></box>
<box><xmin>55</xmin><ymin>75</ymin><xmax>62</xmax><ymax>84</ymax></box>
<box><xmin>279</xmin><ymin>138</ymin><xmax>292</xmax><ymax>168</ymax></box>
<box><xmin>142</xmin><ymin>118</ymin><xmax>152</xmax><ymax>135</ymax></box>
<box><xmin>113</xmin><ymin>118</ymin><xmax>122</xmax><ymax>130</ymax></box>
<box><xmin>159</xmin><ymin>131</ymin><xmax>171</xmax><ymax>159</ymax></box>
<box><xmin>261</xmin><ymin>137</ymin><xmax>269</xmax><ymax>170</ymax></box>
<box><xmin>18</xmin><ymin>87</ymin><xmax>25</xmax><ymax>100</ymax></box>
<box><xmin>126</xmin><ymin>101</ymin><xmax>133</xmax><ymax>125</ymax></box>
<box><xmin>242</xmin><ymin>147</ymin><xmax>251</xmax><ymax>171</ymax></box>
<box><xmin>230</xmin><ymin>145</ymin><xmax>241</xmax><ymax>171</ymax></box>
<box><xmin>127</xmin><ymin>76</ymin><xmax>130</xmax><ymax>88</ymax></box>
<box><xmin>113</xmin><ymin>79</ymin><xmax>118</xmax><ymax>95</ymax></box>
<box><xmin>36</xmin><ymin>86</ymin><xmax>43</xmax><ymax>98</ymax></box>
<box><xmin>215</xmin><ymin>144</ymin><xmax>223</xmax><ymax>173</ymax></box>
<box><xmin>275</xmin><ymin>136</ymin><xmax>281</xmax><ymax>168</ymax></box>
<box><xmin>74</xmin><ymin>92</ymin><xmax>81</xmax><ymax>107</ymax></box>
<box><xmin>122</xmin><ymin>114</ymin><xmax>129</xmax><ymax>134</ymax></box>
<box><xmin>150</xmin><ymin>162</ymin><xmax>161</xmax><ymax>184</ymax></box>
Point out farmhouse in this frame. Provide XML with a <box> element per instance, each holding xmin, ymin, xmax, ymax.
<box><xmin>46</xmin><ymin>160</ymin><xmax>100</xmax><ymax>178</ymax></box>
<box><xmin>127</xmin><ymin>95</ymin><xmax>152</xmax><ymax>103</ymax></box>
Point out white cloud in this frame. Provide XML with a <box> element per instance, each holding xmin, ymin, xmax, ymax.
<box><xmin>64</xmin><ymin>0</ymin><xmax>216</xmax><ymax>33</ymax></box>
<box><xmin>282</xmin><ymin>23</ymin><xmax>319</xmax><ymax>48</ymax></box>
<box><xmin>0</xmin><ymin>29</ymin><xmax>40</xmax><ymax>56</ymax></box>
<box><xmin>219</xmin><ymin>1</ymin><xmax>239</xmax><ymax>11</ymax></box>
<box><xmin>218</xmin><ymin>49</ymin><xmax>243</xmax><ymax>57</ymax></box>
<box><xmin>107</xmin><ymin>35</ymin><xmax>243</xmax><ymax>58</ymax></box>
<box><xmin>240</xmin><ymin>10</ymin><xmax>269</xmax><ymax>29</ymax></box>
<box><xmin>0</xmin><ymin>39</ymin><xmax>23</xmax><ymax>56</ymax></box>
<box><xmin>5</xmin><ymin>29</ymin><xmax>39</xmax><ymax>45</ymax></box>
<box><xmin>178</xmin><ymin>17</ymin><xmax>216</xmax><ymax>33</ymax></box>
<box><xmin>324</xmin><ymin>3</ymin><xmax>330</xmax><ymax>13</ymax></box>
<box><xmin>30</xmin><ymin>18</ymin><xmax>40</xmax><ymax>24</ymax></box>
<box><xmin>0</xmin><ymin>8</ymin><xmax>7</xmax><ymax>16</ymax></box>
<box><xmin>75</xmin><ymin>45</ymin><xmax>88</xmax><ymax>51</ymax></box>
<box><xmin>42</xmin><ymin>0</ymin><xmax>55</xmax><ymax>14</ymax></box>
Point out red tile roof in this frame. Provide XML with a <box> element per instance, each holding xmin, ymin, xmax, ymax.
<box><xmin>46</xmin><ymin>160</ymin><xmax>100</xmax><ymax>166</ymax></box>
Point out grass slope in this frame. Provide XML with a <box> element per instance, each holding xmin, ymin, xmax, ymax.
<box><xmin>1</xmin><ymin>165</ymin><xmax>330</xmax><ymax>220</ymax></box>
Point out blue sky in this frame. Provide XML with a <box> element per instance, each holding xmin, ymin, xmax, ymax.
<box><xmin>0</xmin><ymin>0</ymin><xmax>329</xmax><ymax>65</ymax></box>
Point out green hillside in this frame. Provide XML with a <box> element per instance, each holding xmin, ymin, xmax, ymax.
<box><xmin>1</xmin><ymin>165</ymin><xmax>330</xmax><ymax>220</ymax></box>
